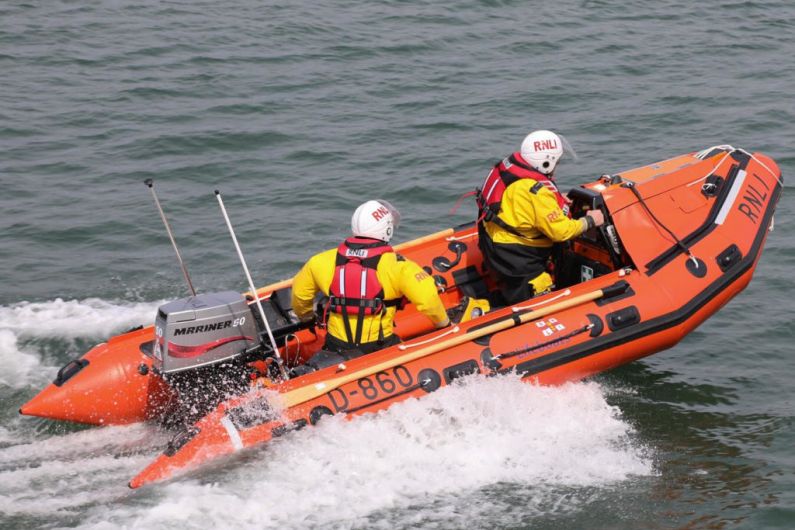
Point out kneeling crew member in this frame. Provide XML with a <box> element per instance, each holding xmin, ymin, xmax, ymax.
<box><xmin>477</xmin><ymin>130</ymin><xmax>605</xmax><ymax>305</ymax></box>
<box><xmin>292</xmin><ymin>200</ymin><xmax>449</xmax><ymax>365</ymax></box>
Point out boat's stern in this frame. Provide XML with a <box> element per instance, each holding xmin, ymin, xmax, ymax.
<box><xmin>19</xmin><ymin>326</ymin><xmax>175</xmax><ymax>425</ymax></box>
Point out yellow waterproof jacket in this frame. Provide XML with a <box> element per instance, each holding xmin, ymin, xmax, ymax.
<box><xmin>484</xmin><ymin>178</ymin><xmax>589</xmax><ymax>247</ymax></box>
<box><xmin>292</xmin><ymin>247</ymin><xmax>449</xmax><ymax>344</ymax></box>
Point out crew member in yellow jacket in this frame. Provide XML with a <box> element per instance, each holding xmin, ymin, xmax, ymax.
<box><xmin>292</xmin><ymin>200</ymin><xmax>449</xmax><ymax>371</ymax></box>
<box><xmin>477</xmin><ymin>130</ymin><xmax>605</xmax><ymax>305</ymax></box>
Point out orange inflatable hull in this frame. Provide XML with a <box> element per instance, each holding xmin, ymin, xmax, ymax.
<box><xmin>19</xmin><ymin>326</ymin><xmax>175</xmax><ymax>424</ymax></box>
<box><xmin>20</xmin><ymin>147</ymin><xmax>782</xmax><ymax>489</ymax></box>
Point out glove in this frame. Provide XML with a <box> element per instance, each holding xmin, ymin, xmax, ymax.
<box><xmin>586</xmin><ymin>209</ymin><xmax>605</xmax><ymax>228</ymax></box>
<box><xmin>288</xmin><ymin>309</ymin><xmax>315</xmax><ymax>325</ymax></box>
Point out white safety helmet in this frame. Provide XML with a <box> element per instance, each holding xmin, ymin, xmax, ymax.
<box><xmin>520</xmin><ymin>130</ymin><xmax>577</xmax><ymax>175</ymax></box>
<box><xmin>351</xmin><ymin>199</ymin><xmax>401</xmax><ymax>243</ymax></box>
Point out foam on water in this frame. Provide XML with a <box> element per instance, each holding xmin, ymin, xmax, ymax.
<box><xmin>0</xmin><ymin>330</ymin><xmax>45</xmax><ymax>388</ymax></box>
<box><xmin>0</xmin><ymin>300</ymin><xmax>650</xmax><ymax>527</ymax></box>
<box><xmin>71</xmin><ymin>375</ymin><xmax>652</xmax><ymax>529</ymax></box>
<box><xmin>0</xmin><ymin>298</ymin><xmax>163</xmax><ymax>388</ymax></box>
<box><xmin>0</xmin><ymin>423</ymin><xmax>167</xmax><ymax>518</ymax></box>
<box><xmin>0</xmin><ymin>298</ymin><xmax>161</xmax><ymax>340</ymax></box>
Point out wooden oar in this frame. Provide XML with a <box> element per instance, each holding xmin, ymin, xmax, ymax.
<box><xmin>281</xmin><ymin>281</ymin><xmax>628</xmax><ymax>408</ymax></box>
<box><xmin>247</xmin><ymin>227</ymin><xmax>457</xmax><ymax>298</ymax></box>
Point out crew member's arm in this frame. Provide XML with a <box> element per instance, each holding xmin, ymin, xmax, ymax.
<box><xmin>291</xmin><ymin>255</ymin><xmax>322</xmax><ymax>322</ymax></box>
<box><xmin>396</xmin><ymin>259</ymin><xmax>450</xmax><ymax>328</ymax></box>
<box><xmin>522</xmin><ymin>187</ymin><xmax>597</xmax><ymax>242</ymax></box>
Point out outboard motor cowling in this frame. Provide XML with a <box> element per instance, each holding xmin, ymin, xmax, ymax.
<box><xmin>153</xmin><ymin>291</ymin><xmax>258</xmax><ymax>374</ymax></box>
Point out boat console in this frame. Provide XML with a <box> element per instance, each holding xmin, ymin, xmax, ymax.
<box><xmin>555</xmin><ymin>178</ymin><xmax>631</xmax><ymax>288</ymax></box>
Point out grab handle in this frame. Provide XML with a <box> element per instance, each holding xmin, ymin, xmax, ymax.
<box><xmin>432</xmin><ymin>241</ymin><xmax>467</xmax><ymax>272</ymax></box>
<box><xmin>54</xmin><ymin>359</ymin><xmax>89</xmax><ymax>387</ymax></box>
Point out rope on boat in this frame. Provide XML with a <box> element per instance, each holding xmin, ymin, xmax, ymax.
<box><xmin>490</xmin><ymin>323</ymin><xmax>594</xmax><ymax>361</ymax></box>
<box><xmin>687</xmin><ymin>145</ymin><xmax>783</xmax><ymax>189</ymax></box>
<box><xmin>445</xmin><ymin>231</ymin><xmax>478</xmax><ymax>242</ymax></box>
<box><xmin>624</xmin><ymin>181</ymin><xmax>701</xmax><ymax>270</ymax></box>
<box><xmin>511</xmin><ymin>289</ymin><xmax>571</xmax><ymax>312</ymax></box>
<box><xmin>737</xmin><ymin>148</ymin><xmax>785</xmax><ymax>188</ymax></box>
<box><xmin>686</xmin><ymin>149</ymin><xmax>734</xmax><ymax>188</ymax></box>
<box><xmin>398</xmin><ymin>325</ymin><xmax>460</xmax><ymax>350</ymax></box>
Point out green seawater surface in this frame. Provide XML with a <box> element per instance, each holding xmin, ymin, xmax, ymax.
<box><xmin>1</xmin><ymin>1</ymin><xmax>793</xmax><ymax>528</ymax></box>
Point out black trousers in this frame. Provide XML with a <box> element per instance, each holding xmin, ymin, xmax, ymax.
<box><xmin>323</xmin><ymin>333</ymin><xmax>402</xmax><ymax>357</ymax></box>
<box><xmin>292</xmin><ymin>333</ymin><xmax>402</xmax><ymax>376</ymax></box>
<box><xmin>478</xmin><ymin>226</ymin><xmax>551</xmax><ymax>306</ymax></box>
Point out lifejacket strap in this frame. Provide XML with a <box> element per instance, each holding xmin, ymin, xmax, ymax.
<box><xmin>329</xmin><ymin>296</ymin><xmax>402</xmax><ymax>309</ymax></box>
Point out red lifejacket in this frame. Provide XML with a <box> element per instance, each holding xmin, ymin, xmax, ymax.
<box><xmin>477</xmin><ymin>153</ymin><xmax>570</xmax><ymax>236</ymax></box>
<box><xmin>327</xmin><ymin>237</ymin><xmax>401</xmax><ymax>345</ymax></box>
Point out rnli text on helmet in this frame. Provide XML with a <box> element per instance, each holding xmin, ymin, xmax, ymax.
<box><xmin>372</xmin><ymin>206</ymin><xmax>390</xmax><ymax>221</ymax></box>
<box><xmin>534</xmin><ymin>139</ymin><xmax>558</xmax><ymax>152</ymax></box>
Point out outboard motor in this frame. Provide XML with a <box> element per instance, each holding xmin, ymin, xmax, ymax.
<box><xmin>138</xmin><ymin>181</ymin><xmax>302</xmax><ymax>426</ymax></box>
<box><xmin>152</xmin><ymin>291</ymin><xmax>259</xmax><ymax>426</ymax></box>
<box><xmin>153</xmin><ymin>291</ymin><xmax>258</xmax><ymax>374</ymax></box>
<box><xmin>150</xmin><ymin>289</ymin><xmax>300</xmax><ymax>427</ymax></box>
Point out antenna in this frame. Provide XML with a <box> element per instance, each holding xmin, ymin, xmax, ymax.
<box><xmin>144</xmin><ymin>179</ymin><xmax>197</xmax><ymax>297</ymax></box>
<box><xmin>214</xmin><ymin>190</ymin><xmax>289</xmax><ymax>380</ymax></box>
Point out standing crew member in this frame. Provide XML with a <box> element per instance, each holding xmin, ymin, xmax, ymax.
<box><xmin>291</xmin><ymin>200</ymin><xmax>449</xmax><ymax>370</ymax></box>
<box><xmin>477</xmin><ymin>130</ymin><xmax>605</xmax><ymax>305</ymax></box>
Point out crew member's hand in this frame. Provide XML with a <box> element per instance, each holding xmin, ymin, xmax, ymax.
<box><xmin>288</xmin><ymin>309</ymin><xmax>314</xmax><ymax>324</ymax></box>
<box><xmin>586</xmin><ymin>209</ymin><xmax>605</xmax><ymax>228</ymax></box>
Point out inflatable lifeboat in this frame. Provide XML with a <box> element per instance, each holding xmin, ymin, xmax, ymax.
<box><xmin>19</xmin><ymin>146</ymin><xmax>782</xmax><ymax>488</ymax></box>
